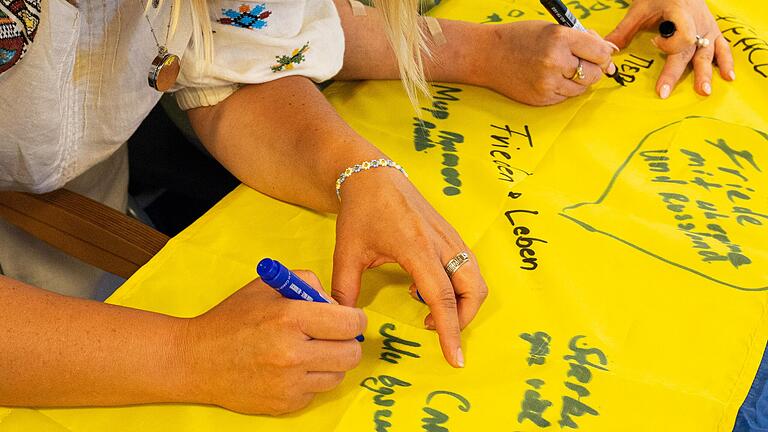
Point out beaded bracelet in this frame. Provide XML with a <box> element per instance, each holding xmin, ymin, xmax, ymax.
<box><xmin>335</xmin><ymin>159</ymin><xmax>408</xmax><ymax>200</ymax></box>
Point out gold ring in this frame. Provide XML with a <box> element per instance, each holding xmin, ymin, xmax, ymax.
<box><xmin>570</xmin><ymin>58</ymin><xmax>586</xmax><ymax>82</ymax></box>
<box><xmin>444</xmin><ymin>252</ymin><xmax>470</xmax><ymax>279</ymax></box>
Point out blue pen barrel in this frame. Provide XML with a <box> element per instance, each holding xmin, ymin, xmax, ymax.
<box><xmin>258</xmin><ymin>258</ymin><xmax>316</xmax><ymax>301</ymax></box>
<box><xmin>257</xmin><ymin>258</ymin><xmax>364</xmax><ymax>342</ymax></box>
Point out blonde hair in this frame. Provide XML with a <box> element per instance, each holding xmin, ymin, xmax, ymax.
<box><xmin>373</xmin><ymin>0</ymin><xmax>431</xmax><ymax>108</ymax></box>
<box><xmin>149</xmin><ymin>0</ymin><xmax>213</xmax><ymax>63</ymax></box>
<box><xmin>158</xmin><ymin>0</ymin><xmax>429</xmax><ymax>106</ymax></box>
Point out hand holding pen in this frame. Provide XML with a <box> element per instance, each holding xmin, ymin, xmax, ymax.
<box><xmin>475</xmin><ymin>20</ymin><xmax>620</xmax><ymax>106</ymax></box>
<box><xmin>182</xmin><ymin>271</ymin><xmax>366</xmax><ymax>415</ymax></box>
<box><xmin>540</xmin><ymin>0</ymin><xmax>625</xmax><ymax>85</ymax></box>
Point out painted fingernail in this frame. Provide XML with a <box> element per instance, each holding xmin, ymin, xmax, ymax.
<box><xmin>456</xmin><ymin>347</ymin><xmax>465</xmax><ymax>368</ymax></box>
<box><xmin>659</xmin><ymin>84</ymin><xmax>671</xmax><ymax>99</ymax></box>
<box><xmin>703</xmin><ymin>82</ymin><xmax>712</xmax><ymax>95</ymax></box>
<box><xmin>728</xmin><ymin>71</ymin><xmax>736</xmax><ymax>81</ymax></box>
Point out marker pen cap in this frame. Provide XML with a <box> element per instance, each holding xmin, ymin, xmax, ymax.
<box><xmin>257</xmin><ymin>258</ymin><xmax>290</xmax><ymax>287</ymax></box>
<box><xmin>257</xmin><ymin>258</ymin><xmax>332</xmax><ymax>303</ymax></box>
<box><xmin>257</xmin><ymin>258</ymin><xmax>311</xmax><ymax>301</ymax></box>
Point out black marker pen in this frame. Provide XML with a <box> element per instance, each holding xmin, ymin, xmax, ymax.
<box><xmin>539</xmin><ymin>0</ymin><xmax>625</xmax><ymax>85</ymax></box>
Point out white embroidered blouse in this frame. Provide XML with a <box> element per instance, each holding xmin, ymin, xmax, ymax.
<box><xmin>0</xmin><ymin>0</ymin><xmax>344</xmax><ymax>192</ymax></box>
<box><xmin>174</xmin><ymin>0</ymin><xmax>345</xmax><ymax>110</ymax></box>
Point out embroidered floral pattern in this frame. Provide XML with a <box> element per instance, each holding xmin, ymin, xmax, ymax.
<box><xmin>1</xmin><ymin>0</ymin><xmax>38</xmax><ymax>37</ymax></box>
<box><xmin>0</xmin><ymin>0</ymin><xmax>40</xmax><ymax>75</ymax></box>
<box><xmin>218</xmin><ymin>3</ymin><xmax>271</xmax><ymax>30</ymax></box>
<box><xmin>271</xmin><ymin>42</ymin><xmax>310</xmax><ymax>73</ymax></box>
<box><xmin>0</xmin><ymin>47</ymin><xmax>15</xmax><ymax>65</ymax></box>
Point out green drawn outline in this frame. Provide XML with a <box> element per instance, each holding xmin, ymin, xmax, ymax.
<box><xmin>560</xmin><ymin>116</ymin><xmax>768</xmax><ymax>291</ymax></box>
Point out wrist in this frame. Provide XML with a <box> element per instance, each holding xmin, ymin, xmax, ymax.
<box><xmin>328</xmin><ymin>144</ymin><xmax>387</xmax><ymax>190</ymax></box>
<box><xmin>335</xmin><ymin>158</ymin><xmax>409</xmax><ymax>200</ymax></box>
<box><xmin>337</xmin><ymin>159</ymin><xmax>414</xmax><ymax>208</ymax></box>
<box><xmin>308</xmin><ymin>133</ymin><xmax>386</xmax><ymax>212</ymax></box>
<box><xmin>431</xmin><ymin>20</ymin><xmax>494</xmax><ymax>87</ymax></box>
<box><xmin>157</xmin><ymin>316</ymin><xmax>200</xmax><ymax>404</ymax></box>
<box><xmin>465</xmin><ymin>23</ymin><xmax>496</xmax><ymax>88</ymax></box>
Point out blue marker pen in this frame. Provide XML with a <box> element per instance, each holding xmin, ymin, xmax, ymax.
<box><xmin>257</xmin><ymin>258</ymin><xmax>364</xmax><ymax>342</ymax></box>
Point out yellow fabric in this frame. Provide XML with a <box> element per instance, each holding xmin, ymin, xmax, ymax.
<box><xmin>4</xmin><ymin>0</ymin><xmax>768</xmax><ymax>430</ymax></box>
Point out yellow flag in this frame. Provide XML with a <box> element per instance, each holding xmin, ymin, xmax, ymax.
<box><xmin>4</xmin><ymin>0</ymin><xmax>767</xmax><ymax>430</ymax></box>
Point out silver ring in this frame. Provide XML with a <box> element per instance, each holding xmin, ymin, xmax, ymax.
<box><xmin>444</xmin><ymin>252</ymin><xmax>470</xmax><ymax>279</ymax></box>
<box><xmin>695</xmin><ymin>35</ymin><xmax>710</xmax><ymax>48</ymax></box>
<box><xmin>569</xmin><ymin>58</ymin><xmax>586</xmax><ymax>82</ymax></box>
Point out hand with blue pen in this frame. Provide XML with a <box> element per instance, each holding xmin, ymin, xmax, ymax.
<box><xmin>604</xmin><ymin>0</ymin><xmax>735</xmax><ymax>99</ymax></box>
<box><xmin>189</xmin><ymin>77</ymin><xmax>489</xmax><ymax>371</ymax></box>
<box><xmin>180</xmin><ymin>271</ymin><xmax>366</xmax><ymax>415</ymax></box>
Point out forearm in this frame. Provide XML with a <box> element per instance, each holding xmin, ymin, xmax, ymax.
<box><xmin>187</xmin><ymin>76</ymin><xmax>386</xmax><ymax>214</ymax></box>
<box><xmin>0</xmin><ymin>275</ymin><xmax>188</xmax><ymax>407</ymax></box>
<box><xmin>333</xmin><ymin>0</ymin><xmax>487</xmax><ymax>86</ymax></box>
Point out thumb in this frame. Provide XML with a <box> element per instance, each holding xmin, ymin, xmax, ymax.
<box><xmin>331</xmin><ymin>246</ymin><xmax>364</xmax><ymax>307</ymax></box>
<box><xmin>605</xmin><ymin>5</ymin><xmax>647</xmax><ymax>49</ymax></box>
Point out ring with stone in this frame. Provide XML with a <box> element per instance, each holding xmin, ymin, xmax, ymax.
<box><xmin>695</xmin><ymin>35</ymin><xmax>711</xmax><ymax>48</ymax></box>
<box><xmin>569</xmin><ymin>58</ymin><xmax>586</xmax><ymax>82</ymax></box>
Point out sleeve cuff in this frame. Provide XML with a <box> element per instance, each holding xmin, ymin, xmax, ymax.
<box><xmin>174</xmin><ymin>84</ymin><xmax>242</xmax><ymax>110</ymax></box>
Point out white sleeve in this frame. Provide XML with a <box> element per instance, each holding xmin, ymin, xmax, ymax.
<box><xmin>174</xmin><ymin>0</ymin><xmax>345</xmax><ymax>110</ymax></box>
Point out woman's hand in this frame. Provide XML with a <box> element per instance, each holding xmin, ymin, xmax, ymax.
<box><xmin>330</xmin><ymin>167</ymin><xmax>488</xmax><ymax>369</ymax></box>
<box><xmin>474</xmin><ymin>20</ymin><xmax>618</xmax><ymax>106</ymax></box>
<box><xmin>605</xmin><ymin>0</ymin><xmax>735</xmax><ymax>98</ymax></box>
<box><xmin>334</xmin><ymin>2</ymin><xmax>616</xmax><ymax>106</ymax></box>
<box><xmin>189</xmin><ymin>78</ymin><xmax>488</xmax><ymax>369</ymax></box>
<box><xmin>182</xmin><ymin>273</ymin><xmax>366</xmax><ymax>415</ymax></box>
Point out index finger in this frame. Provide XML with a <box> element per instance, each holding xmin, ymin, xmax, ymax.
<box><xmin>423</xmin><ymin>250</ymin><xmax>488</xmax><ymax>331</ymax></box>
<box><xmin>404</xmin><ymin>257</ymin><xmax>464</xmax><ymax>368</ymax></box>
<box><xmin>449</xmin><ymin>250</ymin><xmax>488</xmax><ymax>330</ymax></box>
<box><xmin>566</xmin><ymin>29</ymin><xmax>615</xmax><ymax>73</ymax></box>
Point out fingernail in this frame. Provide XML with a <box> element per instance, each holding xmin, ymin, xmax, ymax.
<box><xmin>606</xmin><ymin>41</ymin><xmax>620</xmax><ymax>53</ymax></box>
<box><xmin>729</xmin><ymin>71</ymin><xmax>736</xmax><ymax>81</ymax></box>
<box><xmin>703</xmin><ymin>82</ymin><xmax>712</xmax><ymax>95</ymax></box>
<box><xmin>607</xmin><ymin>62</ymin><xmax>617</xmax><ymax>75</ymax></box>
<box><xmin>456</xmin><ymin>347</ymin><xmax>465</xmax><ymax>368</ymax></box>
<box><xmin>424</xmin><ymin>316</ymin><xmax>435</xmax><ymax>329</ymax></box>
<box><xmin>651</xmin><ymin>37</ymin><xmax>659</xmax><ymax>48</ymax></box>
<box><xmin>659</xmin><ymin>84</ymin><xmax>671</xmax><ymax>99</ymax></box>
